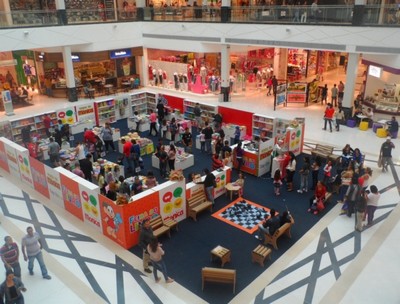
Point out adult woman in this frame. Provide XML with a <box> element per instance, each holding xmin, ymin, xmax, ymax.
<box><xmin>158</xmin><ymin>145</ymin><xmax>168</xmax><ymax>178</ymax></box>
<box><xmin>311</xmin><ymin>156</ymin><xmax>321</xmax><ymax>190</ymax></box>
<box><xmin>0</xmin><ymin>270</ymin><xmax>26</xmax><ymax>304</ymax></box>
<box><xmin>97</xmin><ymin>167</ymin><xmax>106</xmax><ymax>195</ymax></box>
<box><xmin>147</xmin><ymin>237</ymin><xmax>174</xmax><ymax>283</ymax></box>
<box><xmin>215</xmin><ymin>138</ymin><xmax>223</xmax><ymax>158</ymax></box>
<box><xmin>169</xmin><ymin>118</ymin><xmax>178</xmax><ymax>142</ymax></box>
<box><xmin>285</xmin><ymin>152</ymin><xmax>296</xmax><ymax>192</ymax></box>
<box><xmin>335</xmin><ymin>106</ymin><xmax>345</xmax><ymax>131</ymax></box>
<box><xmin>211</xmin><ymin>153</ymin><xmax>224</xmax><ymax>171</ymax></box>
<box><xmin>106</xmin><ymin>181</ymin><xmax>118</xmax><ymax>201</ymax></box>
<box><xmin>353</xmin><ymin>148</ymin><xmax>363</xmax><ymax>173</ymax></box>
<box><xmin>75</xmin><ymin>141</ymin><xmax>86</xmax><ymax>167</ymax></box>
<box><xmin>101</xmin><ymin>122</ymin><xmax>115</xmax><ymax>153</ymax></box>
<box><xmin>308</xmin><ymin>181</ymin><xmax>327</xmax><ymax>214</ymax></box>
<box><xmin>297</xmin><ymin>156</ymin><xmax>310</xmax><ymax>193</ymax></box>
<box><xmin>340</xmin><ymin>144</ymin><xmax>353</xmax><ymax>172</ymax></box>
<box><xmin>145</xmin><ymin>171</ymin><xmax>158</xmax><ymax>189</ymax></box>
<box><xmin>167</xmin><ymin>144</ymin><xmax>176</xmax><ymax>171</ymax></box>
<box><xmin>359</xmin><ymin>167</ymin><xmax>372</xmax><ymax>190</ymax></box>
<box><xmin>322</xmin><ymin>160</ymin><xmax>332</xmax><ymax>185</ymax></box>
<box><xmin>235</xmin><ymin>141</ymin><xmax>244</xmax><ymax>172</ymax></box>
<box><xmin>366</xmin><ymin>185</ymin><xmax>380</xmax><ymax>226</ymax></box>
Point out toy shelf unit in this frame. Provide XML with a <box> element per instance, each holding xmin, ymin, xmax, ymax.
<box><xmin>10</xmin><ymin>116</ymin><xmax>36</xmax><ymax>144</ymax></box>
<box><xmin>94</xmin><ymin>99</ymin><xmax>116</xmax><ymax>125</ymax></box>
<box><xmin>183</xmin><ymin>99</ymin><xmax>217</xmax><ymax>125</ymax></box>
<box><xmin>252</xmin><ymin>114</ymin><xmax>275</xmax><ymax>141</ymax></box>
<box><xmin>145</xmin><ymin>92</ymin><xmax>157</xmax><ymax>113</ymax></box>
<box><xmin>34</xmin><ymin>112</ymin><xmax>58</xmax><ymax>139</ymax></box>
<box><xmin>130</xmin><ymin>92</ymin><xmax>149</xmax><ymax>116</ymax></box>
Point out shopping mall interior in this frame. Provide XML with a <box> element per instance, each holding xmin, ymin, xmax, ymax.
<box><xmin>0</xmin><ymin>9</ymin><xmax>400</xmax><ymax>304</ymax></box>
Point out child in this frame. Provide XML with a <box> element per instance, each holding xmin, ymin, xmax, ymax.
<box><xmin>199</xmin><ymin>129</ymin><xmax>205</xmax><ymax>153</ymax></box>
<box><xmin>323</xmin><ymin>160</ymin><xmax>332</xmax><ymax>185</ymax></box>
<box><xmin>233</xmin><ymin>172</ymin><xmax>245</xmax><ymax>197</ymax></box>
<box><xmin>178</xmin><ymin>123</ymin><xmax>185</xmax><ymax>144</ymax></box>
<box><xmin>161</xmin><ymin>119</ymin><xmax>167</xmax><ymax>139</ymax></box>
<box><xmin>273</xmin><ymin>169</ymin><xmax>283</xmax><ymax>196</ymax></box>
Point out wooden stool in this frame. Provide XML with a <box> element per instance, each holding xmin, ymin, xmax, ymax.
<box><xmin>252</xmin><ymin>245</ymin><xmax>272</xmax><ymax>267</ymax></box>
<box><xmin>359</xmin><ymin>121</ymin><xmax>369</xmax><ymax>131</ymax></box>
<box><xmin>376</xmin><ymin>128</ymin><xmax>387</xmax><ymax>138</ymax></box>
<box><xmin>163</xmin><ymin>218</ymin><xmax>178</xmax><ymax>231</ymax></box>
<box><xmin>211</xmin><ymin>245</ymin><xmax>231</xmax><ymax>268</ymax></box>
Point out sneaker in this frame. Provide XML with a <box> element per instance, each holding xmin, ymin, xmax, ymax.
<box><xmin>166</xmin><ymin>278</ymin><xmax>174</xmax><ymax>283</ymax></box>
<box><xmin>43</xmin><ymin>275</ymin><xmax>52</xmax><ymax>280</ymax></box>
<box><xmin>313</xmin><ymin>211</ymin><xmax>318</xmax><ymax>215</ymax></box>
<box><xmin>29</xmin><ymin>270</ymin><xmax>34</xmax><ymax>276</ymax></box>
<box><xmin>254</xmin><ymin>235</ymin><xmax>260</xmax><ymax>240</ymax></box>
<box><xmin>307</xmin><ymin>208</ymin><xmax>311</xmax><ymax>212</ymax></box>
<box><xmin>297</xmin><ymin>190</ymin><xmax>303</xmax><ymax>194</ymax></box>
<box><xmin>144</xmin><ymin>268</ymin><xmax>152</xmax><ymax>274</ymax></box>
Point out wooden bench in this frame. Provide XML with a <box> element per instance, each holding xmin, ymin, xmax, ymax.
<box><xmin>252</xmin><ymin>245</ymin><xmax>272</xmax><ymax>267</ymax></box>
<box><xmin>187</xmin><ymin>191</ymin><xmax>213</xmax><ymax>221</ymax></box>
<box><xmin>311</xmin><ymin>144</ymin><xmax>337</xmax><ymax>162</ymax></box>
<box><xmin>264</xmin><ymin>217</ymin><xmax>295</xmax><ymax>250</ymax></box>
<box><xmin>149</xmin><ymin>215</ymin><xmax>171</xmax><ymax>238</ymax></box>
<box><xmin>201</xmin><ymin>267</ymin><xmax>236</xmax><ymax>294</ymax></box>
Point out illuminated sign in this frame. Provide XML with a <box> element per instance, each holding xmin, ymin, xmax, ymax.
<box><xmin>110</xmin><ymin>49</ymin><xmax>131</xmax><ymax>59</ymax></box>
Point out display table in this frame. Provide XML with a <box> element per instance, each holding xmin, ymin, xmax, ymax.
<box><xmin>151</xmin><ymin>153</ymin><xmax>194</xmax><ymax>171</ymax></box>
<box><xmin>118</xmin><ymin>134</ymin><xmax>154</xmax><ymax>156</ymax></box>
<box><xmin>210</xmin><ymin>245</ymin><xmax>231</xmax><ymax>268</ymax></box>
<box><xmin>225</xmin><ymin>183</ymin><xmax>241</xmax><ymax>201</ymax></box>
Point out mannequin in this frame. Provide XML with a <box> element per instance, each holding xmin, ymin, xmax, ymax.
<box><xmin>158</xmin><ymin>69</ymin><xmax>163</xmax><ymax>86</ymax></box>
<box><xmin>178</xmin><ymin>73</ymin><xmax>184</xmax><ymax>91</ymax></box>
<box><xmin>173</xmin><ymin>72</ymin><xmax>179</xmax><ymax>90</ymax></box>
<box><xmin>200</xmin><ymin>66</ymin><xmax>207</xmax><ymax>85</ymax></box>
<box><xmin>162</xmin><ymin>70</ymin><xmax>167</xmax><ymax>88</ymax></box>
<box><xmin>189</xmin><ymin>65</ymin><xmax>194</xmax><ymax>83</ymax></box>
<box><xmin>229</xmin><ymin>75</ymin><xmax>235</xmax><ymax>93</ymax></box>
<box><xmin>183</xmin><ymin>73</ymin><xmax>188</xmax><ymax>91</ymax></box>
<box><xmin>153</xmin><ymin>69</ymin><xmax>157</xmax><ymax>86</ymax></box>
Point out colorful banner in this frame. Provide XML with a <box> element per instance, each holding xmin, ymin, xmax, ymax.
<box><xmin>287</xmin><ymin>125</ymin><xmax>303</xmax><ymax>156</ymax></box>
<box><xmin>287</xmin><ymin>82</ymin><xmax>307</xmax><ymax>104</ymax></box>
<box><xmin>100</xmin><ymin>195</ymin><xmax>127</xmax><ymax>248</ymax></box>
<box><xmin>58</xmin><ymin>168</ymin><xmax>83</xmax><ymax>221</ymax></box>
<box><xmin>44</xmin><ymin>166</ymin><xmax>63</xmax><ymax>207</ymax></box>
<box><xmin>213</xmin><ymin>169</ymin><xmax>228</xmax><ymax>199</ymax></box>
<box><xmin>30</xmin><ymin>157</ymin><xmax>50</xmax><ymax>199</ymax></box>
<box><xmin>156</xmin><ymin>180</ymin><xmax>186</xmax><ymax>223</ymax></box>
<box><xmin>0</xmin><ymin>140</ymin><xmax>9</xmax><ymax>172</ymax></box>
<box><xmin>2</xmin><ymin>139</ymin><xmax>20</xmax><ymax>180</ymax></box>
<box><xmin>14</xmin><ymin>146</ymin><xmax>34</xmax><ymax>189</ymax></box>
<box><xmin>276</xmin><ymin>84</ymin><xmax>286</xmax><ymax>106</ymax></box>
<box><xmin>57</xmin><ymin>107</ymin><xmax>77</xmax><ymax>124</ymax></box>
<box><xmin>258</xmin><ymin>138</ymin><xmax>274</xmax><ymax>176</ymax></box>
<box><xmin>78</xmin><ymin>178</ymin><xmax>102</xmax><ymax>231</ymax></box>
<box><xmin>76</xmin><ymin>103</ymin><xmax>95</xmax><ymax>123</ymax></box>
<box><xmin>241</xmin><ymin>151</ymin><xmax>258</xmax><ymax>176</ymax></box>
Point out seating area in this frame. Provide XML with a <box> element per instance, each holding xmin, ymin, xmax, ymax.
<box><xmin>310</xmin><ymin>144</ymin><xmax>339</xmax><ymax>163</ymax></box>
<box><xmin>149</xmin><ymin>215</ymin><xmax>177</xmax><ymax>238</ymax></box>
<box><xmin>251</xmin><ymin>244</ymin><xmax>272</xmax><ymax>267</ymax></box>
<box><xmin>201</xmin><ymin>267</ymin><xmax>236</xmax><ymax>294</ymax></box>
<box><xmin>187</xmin><ymin>190</ymin><xmax>213</xmax><ymax>221</ymax></box>
<box><xmin>264</xmin><ymin>216</ymin><xmax>295</xmax><ymax>250</ymax></box>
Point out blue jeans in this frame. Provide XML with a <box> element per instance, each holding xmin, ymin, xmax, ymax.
<box><xmin>5</xmin><ymin>262</ymin><xmax>21</xmax><ymax>278</ymax></box>
<box><xmin>257</xmin><ymin>224</ymin><xmax>269</xmax><ymax>242</ymax></box>
<box><xmin>28</xmin><ymin>251</ymin><xmax>48</xmax><ymax>277</ymax></box>
<box><xmin>206</xmin><ymin>186</ymin><xmax>215</xmax><ymax>205</ymax></box>
<box><xmin>152</xmin><ymin>259</ymin><xmax>169</xmax><ymax>281</ymax></box>
<box><xmin>205</xmin><ymin>139</ymin><xmax>212</xmax><ymax>154</ymax></box>
<box><xmin>299</xmin><ymin>174</ymin><xmax>309</xmax><ymax>190</ymax></box>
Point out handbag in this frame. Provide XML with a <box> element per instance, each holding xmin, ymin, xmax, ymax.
<box><xmin>377</xmin><ymin>155</ymin><xmax>382</xmax><ymax>168</ymax></box>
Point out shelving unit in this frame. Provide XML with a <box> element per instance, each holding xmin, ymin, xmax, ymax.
<box><xmin>130</xmin><ymin>92</ymin><xmax>148</xmax><ymax>116</ymax></box>
<box><xmin>183</xmin><ymin>99</ymin><xmax>217</xmax><ymax>125</ymax></box>
<box><xmin>94</xmin><ymin>99</ymin><xmax>116</xmax><ymax>125</ymax></box>
<box><xmin>34</xmin><ymin>112</ymin><xmax>58</xmax><ymax>139</ymax></box>
<box><xmin>146</xmin><ymin>92</ymin><xmax>157</xmax><ymax>113</ymax></box>
<box><xmin>252</xmin><ymin>114</ymin><xmax>275</xmax><ymax>141</ymax></box>
<box><xmin>10</xmin><ymin>117</ymin><xmax>36</xmax><ymax>144</ymax></box>
<box><xmin>0</xmin><ymin>121</ymin><xmax>13</xmax><ymax>141</ymax></box>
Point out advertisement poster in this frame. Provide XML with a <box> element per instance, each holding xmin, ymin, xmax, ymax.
<box><xmin>156</xmin><ymin>180</ymin><xmax>186</xmax><ymax>223</ymax></box>
<box><xmin>57</xmin><ymin>107</ymin><xmax>77</xmax><ymax>124</ymax></box>
<box><xmin>287</xmin><ymin>82</ymin><xmax>307</xmax><ymax>104</ymax></box>
<box><xmin>100</xmin><ymin>195</ymin><xmax>127</xmax><ymax>248</ymax></box>
<box><xmin>287</xmin><ymin>125</ymin><xmax>303</xmax><ymax>156</ymax></box>
<box><xmin>258</xmin><ymin>138</ymin><xmax>274</xmax><ymax>176</ymax></box>
<box><xmin>276</xmin><ymin>84</ymin><xmax>286</xmax><ymax>106</ymax></box>
<box><xmin>30</xmin><ymin>157</ymin><xmax>49</xmax><ymax>198</ymax></box>
<box><xmin>2</xmin><ymin>139</ymin><xmax>20</xmax><ymax>180</ymax></box>
<box><xmin>241</xmin><ymin>152</ymin><xmax>258</xmax><ymax>176</ymax></box>
<box><xmin>15</xmin><ymin>146</ymin><xmax>34</xmax><ymax>189</ymax></box>
<box><xmin>78</xmin><ymin>178</ymin><xmax>102</xmax><ymax>231</ymax></box>
<box><xmin>213</xmin><ymin>169</ymin><xmax>228</xmax><ymax>199</ymax></box>
<box><xmin>44</xmin><ymin>166</ymin><xmax>63</xmax><ymax>207</ymax></box>
<box><xmin>58</xmin><ymin>168</ymin><xmax>83</xmax><ymax>221</ymax></box>
<box><xmin>0</xmin><ymin>140</ymin><xmax>9</xmax><ymax>172</ymax></box>
<box><xmin>76</xmin><ymin>103</ymin><xmax>95</xmax><ymax>123</ymax></box>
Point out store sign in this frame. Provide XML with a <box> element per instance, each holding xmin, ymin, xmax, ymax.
<box><xmin>0</xmin><ymin>59</ymin><xmax>17</xmax><ymax>67</ymax></box>
<box><xmin>71</xmin><ymin>54</ymin><xmax>80</xmax><ymax>62</ymax></box>
<box><xmin>110</xmin><ymin>49</ymin><xmax>131</xmax><ymax>59</ymax></box>
<box><xmin>369</xmin><ymin>65</ymin><xmax>382</xmax><ymax>78</ymax></box>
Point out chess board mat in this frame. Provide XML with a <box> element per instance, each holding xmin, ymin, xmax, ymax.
<box><xmin>212</xmin><ymin>198</ymin><xmax>271</xmax><ymax>234</ymax></box>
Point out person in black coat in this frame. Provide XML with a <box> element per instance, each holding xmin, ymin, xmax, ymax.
<box><xmin>197</xmin><ymin>168</ymin><xmax>216</xmax><ymax>205</ymax></box>
<box><xmin>79</xmin><ymin>153</ymin><xmax>94</xmax><ymax>182</ymax></box>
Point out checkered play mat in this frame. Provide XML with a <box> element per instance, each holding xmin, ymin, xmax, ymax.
<box><xmin>212</xmin><ymin>198</ymin><xmax>270</xmax><ymax>234</ymax></box>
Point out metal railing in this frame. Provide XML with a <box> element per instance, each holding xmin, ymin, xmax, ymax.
<box><xmin>0</xmin><ymin>4</ymin><xmax>399</xmax><ymax>28</ymax></box>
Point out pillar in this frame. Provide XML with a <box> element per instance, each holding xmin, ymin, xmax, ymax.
<box><xmin>136</xmin><ymin>0</ymin><xmax>145</xmax><ymax>21</ymax></box>
<box><xmin>220</xmin><ymin>44</ymin><xmax>230</xmax><ymax>102</ymax></box>
<box><xmin>342</xmin><ymin>52</ymin><xmax>359</xmax><ymax>109</ymax></box>
<box><xmin>141</xmin><ymin>48</ymin><xmax>149</xmax><ymax>87</ymax></box>
<box><xmin>221</xmin><ymin>0</ymin><xmax>231</xmax><ymax>23</ymax></box>
<box><xmin>55</xmin><ymin>0</ymin><xmax>67</xmax><ymax>25</ymax></box>
<box><xmin>273</xmin><ymin>48</ymin><xmax>288</xmax><ymax>80</ymax></box>
<box><xmin>352</xmin><ymin>0</ymin><xmax>365</xmax><ymax>26</ymax></box>
<box><xmin>62</xmin><ymin>46</ymin><xmax>78</xmax><ymax>102</ymax></box>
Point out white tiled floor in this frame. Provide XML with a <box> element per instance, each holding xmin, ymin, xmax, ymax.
<box><xmin>0</xmin><ymin>74</ymin><xmax>399</xmax><ymax>303</ymax></box>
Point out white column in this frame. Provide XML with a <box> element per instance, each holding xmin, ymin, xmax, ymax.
<box><xmin>220</xmin><ymin>44</ymin><xmax>230</xmax><ymax>90</ymax></box>
<box><xmin>141</xmin><ymin>48</ymin><xmax>149</xmax><ymax>87</ymax></box>
<box><xmin>61</xmin><ymin>46</ymin><xmax>75</xmax><ymax>89</ymax></box>
<box><xmin>342</xmin><ymin>52</ymin><xmax>359</xmax><ymax>108</ymax></box>
<box><xmin>136</xmin><ymin>0</ymin><xmax>145</xmax><ymax>7</ymax></box>
<box><xmin>221</xmin><ymin>0</ymin><xmax>231</xmax><ymax>5</ymax></box>
<box><xmin>273</xmin><ymin>48</ymin><xmax>288</xmax><ymax>80</ymax></box>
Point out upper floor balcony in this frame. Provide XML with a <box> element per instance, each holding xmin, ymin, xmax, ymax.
<box><xmin>0</xmin><ymin>4</ymin><xmax>399</xmax><ymax>29</ymax></box>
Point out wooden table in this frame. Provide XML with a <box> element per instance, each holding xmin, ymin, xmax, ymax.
<box><xmin>225</xmin><ymin>183</ymin><xmax>241</xmax><ymax>200</ymax></box>
<box><xmin>122</xmin><ymin>82</ymin><xmax>131</xmax><ymax>92</ymax></box>
<box><xmin>104</xmin><ymin>84</ymin><xmax>114</xmax><ymax>95</ymax></box>
<box><xmin>211</xmin><ymin>245</ymin><xmax>231</xmax><ymax>268</ymax></box>
<box><xmin>87</xmin><ymin>88</ymin><xmax>95</xmax><ymax>99</ymax></box>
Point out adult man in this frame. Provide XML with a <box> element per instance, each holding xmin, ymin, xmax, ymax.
<box><xmin>21</xmin><ymin>125</ymin><xmax>31</xmax><ymax>147</ymax></box>
<box><xmin>198</xmin><ymin>168</ymin><xmax>216</xmax><ymax>205</ymax></box>
<box><xmin>121</xmin><ymin>138</ymin><xmax>133</xmax><ymax>174</ymax></box>
<box><xmin>21</xmin><ymin>227</ymin><xmax>51</xmax><ymax>279</ymax></box>
<box><xmin>213</xmin><ymin>113</ymin><xmax>223</xmax><ymax>130</ymax></box>
<box><xmin>1</xmin><ymin>236</ymin><xmax>21</xmax><ymax>278</ymax></box>
<box><xmin>323</xmin><ymin>103</ymin><xmax>335</xmax><ymax>132</ymax></box>
<box><xmin>181</xmin><ymin>127</ymin><xmax>192</xmax><ymax>153</ymax></box>
<box><xmin>271</xmin><ymin>75</ymin><xmax>278</xmax><ymax>94</ymax></box>
<box><xmin>380</xmin><ymin>137</ymin><xmax>395</xmax><ymax>172</ymax></box>
<box><xmin>321</xmin><ymin>84</ymin><xmax>328</xmax><ymax>104</ymax></box>
<box><xmin>130</xmin><ymin>139</ymin><xmax>141</xmax><ymax>174</ymax></box>
<box><xmin>130</xmin><ymin>111</ymin><xmax>141</xmax><ymax>133</ymax></box>
<box><xmin>201</xmin><ymin>122</ymin><xmax>213</xmax><ymax>155</ymax></box>
<box><xmin>47</xmin><ymin>137</ymin><xmax>61</xmax><ymax>168</ymax></box>
<box><xmin>331</xmin><ymin>84</ymin><xmax>338</xmax><ymax>107</ymax></box>
<box><xmin>387</xmin><ymin>116</ymin><xmax>399</xmax><ymax>138</ymax></box>
<box><xmin>43</xmin><ymin>113</ymin><xmax>52</xmax><ymax>137</ymax></box>
<box><xmin>344</xmin><ymin>176</ymin><xmax>360</xmax><ymax>218</ymax></box>
<box><xmin>256</xmin><ymin>209</ymin><xmax>280</xmax><ymax>242</ymax></box>
<box><xmin>194</xmin><ymin>103</ymin><xmax>202</xmax><ymax>131</ymax></box>
<box><xmin>79</xmin><ymin>153</ymin><xmax>94</xmax><ymax>181</ymax></box>
<box><xmin>156</xmin><ymin>95</ymin><xmax>166</xmax><ymax>125</ymax></box>
<box><xmin>338</xmin><ymin>80</ymin><xmax>345</xmax><ymax>105</ymax></box>
<box><xmin>138</xmin><ymin>219</ymin><xmax>154</xmax><ymax>274</ymax></box>
<box><xmin>221</xmin><ymin>140</ymin><xmax>232</xmax><ymax>158</ymax></box>
<box><xmin>310</xmin><ymin>0</ymin><xmax>319</xmax><ymax>22</ymax></box>
<box><xmin>83</xmin><ymin>128</ymin><xmax>96</xmax><ymax>145</ymax></box>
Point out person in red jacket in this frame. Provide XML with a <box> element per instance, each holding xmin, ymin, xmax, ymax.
<box><xmin>43</xmin><ymin>113</ymin><xmax>52</xmax><ymax>137</ymax></box>
<box><xmin>83</xmin><ymin>128</ymin><xmax>97</xmax><ymax>145</ymax></box>
<box><xmin>323</xmin><ymin>103</ymin><xmax>335</xmax><ymax>132</ymax></box>
<box><xmin>121</xmin><ymin>138</ymin><xmax>133</xmax><ymax>174</ymax></box>
<box><xmin>211</xmin><ymin>154</ymin><xmax>224</xmax><ymax>171</ymax></box>
<box><xmin>308</xmin><ymin>181</ymin><xmax>327</xmax><ymax>214</ymax></box>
